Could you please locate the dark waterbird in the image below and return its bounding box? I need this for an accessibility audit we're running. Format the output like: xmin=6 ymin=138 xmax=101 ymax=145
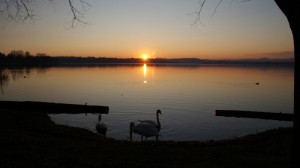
xmin=139 ymin=109 xmax=162 ymax=131
xmin=129 ymin=122 xmax=160 ymax=142
xmin=96 ymin=114 xmax=107 ymax=136
xmin=139 ymin=109 xmax=162 ymax=140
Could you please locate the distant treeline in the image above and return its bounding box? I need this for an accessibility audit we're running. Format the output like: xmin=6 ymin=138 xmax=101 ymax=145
xmin=0 ymin=50 xmax=294 ymax=67
xmin=0 ymin=50 xmax=55 ymax=67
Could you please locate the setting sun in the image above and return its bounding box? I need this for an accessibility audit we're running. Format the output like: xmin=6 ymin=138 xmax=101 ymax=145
xmin=142 ymin=54 xmax=149 ymax=61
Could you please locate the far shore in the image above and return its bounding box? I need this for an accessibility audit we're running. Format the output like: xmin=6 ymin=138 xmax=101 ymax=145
xmin=0 ymin=54 xmax=294 ymax=68
xmin=0 ymin=107 xmax=293 ymax=168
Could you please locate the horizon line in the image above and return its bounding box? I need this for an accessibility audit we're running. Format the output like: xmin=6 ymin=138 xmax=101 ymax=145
xmin=51 ymin=56 xmax=294 ymax=60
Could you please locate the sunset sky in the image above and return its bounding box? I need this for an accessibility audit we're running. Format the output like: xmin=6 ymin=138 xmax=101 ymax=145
xmin=0 ymin=0 xmax=294 ymax=59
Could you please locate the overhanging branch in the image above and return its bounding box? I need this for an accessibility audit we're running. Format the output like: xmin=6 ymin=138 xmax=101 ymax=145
xmin=0 ymin=0 xmax=90 ymax=27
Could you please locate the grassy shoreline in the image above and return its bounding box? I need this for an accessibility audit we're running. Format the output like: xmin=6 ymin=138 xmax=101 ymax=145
xmin=0 ymin=109 xmax=293 ymax=168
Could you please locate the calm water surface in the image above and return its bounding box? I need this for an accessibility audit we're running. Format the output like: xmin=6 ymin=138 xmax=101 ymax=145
xmin=0 ymin=64 xmax=293 ymax=141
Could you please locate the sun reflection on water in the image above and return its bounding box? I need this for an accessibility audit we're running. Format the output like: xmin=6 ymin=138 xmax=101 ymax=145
xmin=143 ymin=64 xmax=147 ymax=77
xmin=143 ymin=64 xmax=147 ymax=84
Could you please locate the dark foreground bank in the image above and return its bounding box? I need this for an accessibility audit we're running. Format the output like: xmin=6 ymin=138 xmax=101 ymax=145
xmin=0 ymin=109 xmax=293 ymax=168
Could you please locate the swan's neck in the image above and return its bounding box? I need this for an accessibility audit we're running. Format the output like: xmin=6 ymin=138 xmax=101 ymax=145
xmin=156 ymin=112 xmax=161 ymax=128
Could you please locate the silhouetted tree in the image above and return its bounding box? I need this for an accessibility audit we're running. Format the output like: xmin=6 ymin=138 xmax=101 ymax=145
xmin=25 ymin=51 xmax=31 ymax=57
xmin=0 ymin=52 xmax=5 ymax=59
xmin=0 ymin=52 xmax=5 ymax=65
xmin=7 ymin=50 xmax=25 ymax=57
xmin=272 ymin=2 xmax=298 ymax=166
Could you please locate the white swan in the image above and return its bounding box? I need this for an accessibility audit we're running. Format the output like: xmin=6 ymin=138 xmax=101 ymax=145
xmin=96 ymin=114 xmax=107 ymax=136
xmin=139 ymin=109 xmax=162 ymax=131
xmin=129 ymin=122 xmax=159 ymax=142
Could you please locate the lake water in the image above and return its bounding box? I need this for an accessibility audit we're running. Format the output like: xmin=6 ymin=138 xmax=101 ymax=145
xmin=0 ymin=64 xmax=293 ymax=141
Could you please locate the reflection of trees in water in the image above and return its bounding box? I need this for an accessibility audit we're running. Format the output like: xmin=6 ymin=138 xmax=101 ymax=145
xmin=9 ymin=68 xmax=31 ymax=81
xmin=1 ymin=68 xmax=33 ymax=94
xmin=0 ymin=67 xmax=48 ymax=94
xmin=0 ymin=69 xmax=9 ymax=94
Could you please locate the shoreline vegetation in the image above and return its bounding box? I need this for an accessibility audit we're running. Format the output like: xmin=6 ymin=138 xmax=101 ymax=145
xmin=0 ymin=50 xmax=294 ymax=68
xmin=0 ymin=105 xmax=293 ymax=167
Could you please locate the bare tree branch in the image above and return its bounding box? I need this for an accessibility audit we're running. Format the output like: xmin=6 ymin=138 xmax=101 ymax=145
xmin=0 ymin=0 xmax=90 ymax=28
xmin=212 ymin=0 xmax=223 ymax=17
xmin=67 ymin=0 xmax=89 ymax=28
xmin=191 ymin=0 xmax=250 ymax=26
xmin=189 ymin=0 xmax=207 ymax=26
xmin=0 ymin=0 xmax=34 ymax=22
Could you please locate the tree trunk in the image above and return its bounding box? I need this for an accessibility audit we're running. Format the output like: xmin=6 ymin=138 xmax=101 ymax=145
xmin=274 ymin=1 xmax=299 ymax=167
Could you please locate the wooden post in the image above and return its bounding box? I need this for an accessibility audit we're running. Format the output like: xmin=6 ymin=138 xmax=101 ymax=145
xmin=215 ymin=110 xmax=293 ymax=121
xmin=0 ymin=101 xmax=109 ymax=114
